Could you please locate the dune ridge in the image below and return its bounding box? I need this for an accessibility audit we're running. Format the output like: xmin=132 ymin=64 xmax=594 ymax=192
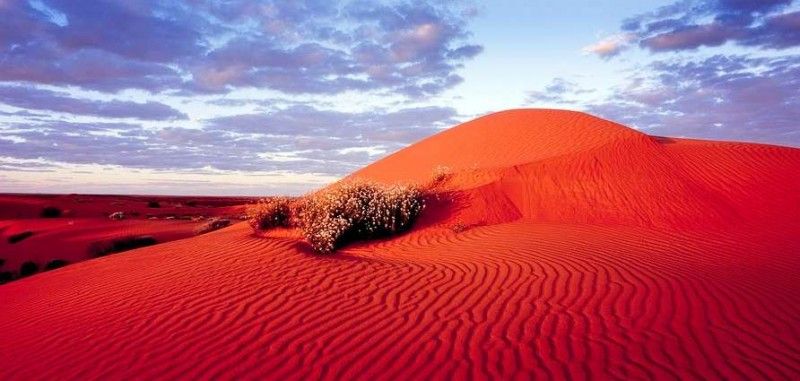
xmin=1 ymin=109 xmax=798 ymax=380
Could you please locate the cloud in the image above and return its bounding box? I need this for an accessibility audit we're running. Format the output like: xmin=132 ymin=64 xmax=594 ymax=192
xmin=205 ymin=104 xmax=458 ymax=147
xmin=641 ymin=22 xmax=739 ymax=51
xmin=0 ymin=1 xmax=482 ymax=97
xmin=587 ymin=54 xmax=800 ymax=146
xmin=582 ymin=33 xmax=636 ymax=58
xmin=588 ymin=0 xmax=798 ymax=57
xmin=0 ymin=105 xmax=459 ymax=175
xmin=527 ymin=78 xmax=595 ymax=104
xmin=0 ymin=86 xmax=186 ymax=120
xmin=0 ymin=0 xmax=480 ymax=191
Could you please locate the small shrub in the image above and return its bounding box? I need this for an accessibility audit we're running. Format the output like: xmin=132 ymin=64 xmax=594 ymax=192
xmin=8 ymin=231 xmax=34 ymax=244
xmin=298 ymin=182 xmax=425 ymax=253
xmin=451 ymin=221 xmax=468 ymax=233
xmin=108 ymin=211 xmax=125 ymax=220
xmin=185 ymin=200 xmax=198 ymax=207
xmin=0 ymin=258 xmax=5 ymax=268
xmin=432 ymin=165 xmax=451 ymax=183
xmin=40 ymin=206 xmax=62 ymax=218
xmin=0 ymin=271 xmax=13 ymax=284
xmin=89 ymin=235 xmax=157 ymax=257
xmin=196 ymin=218 xmax=232 ymax=235
xmin=44 ymin=259 xmax=68 ymax=270
xmin=147 ymin=200 xmax=161 ymax=208
xmin=247 ymin=198 xmax=292 ymax=231
xmin=19 ymin=261 xmax=38 ymax=277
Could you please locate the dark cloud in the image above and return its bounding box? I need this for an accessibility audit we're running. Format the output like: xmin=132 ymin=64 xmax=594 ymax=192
xmin=588 ymin=54 xmax=800 ymax=146
xmin=592 ymin=0 xmax=798 ymax=56
xmin=0 ymin=86 xmax=186 ymax=120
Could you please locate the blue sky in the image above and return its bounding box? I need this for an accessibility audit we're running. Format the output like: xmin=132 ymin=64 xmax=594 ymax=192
xmin=0 ymin=0 xmax=798 ymax=195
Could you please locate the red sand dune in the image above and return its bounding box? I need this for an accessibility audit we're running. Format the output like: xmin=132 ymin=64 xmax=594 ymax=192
xmin=1 ymin=109 xmax=799 ymax=380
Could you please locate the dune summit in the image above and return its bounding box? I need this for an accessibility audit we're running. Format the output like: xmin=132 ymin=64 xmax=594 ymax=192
xmin=1 ymin=109 xmax=799 ymax=379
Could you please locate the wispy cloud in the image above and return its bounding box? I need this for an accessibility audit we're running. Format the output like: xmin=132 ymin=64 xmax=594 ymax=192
xmin=582 ymin=33 xmax=636 ymax=58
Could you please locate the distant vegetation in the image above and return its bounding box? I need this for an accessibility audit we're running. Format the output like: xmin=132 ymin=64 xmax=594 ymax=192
xmin=19 ymin=261 xmax=38 ymax=277
xmin=147 ymin=200 xmax=161 ymax=208
xmin=0 ymin=258 xmax=71 ymax=285
xmin=40 ymin=206 xmax=62 ymax=218
xmin=89 ymin=235 xmax=157 ymax=257
xmin=247 ymin=198 xmax=292 ymax=231
xmin=248 ymin=182 xmax=425 ymax=254
xmin=196 ymin=218 xmax=232 ymax=235
xmin=45 ymin=259 xmax=68 ymax=270
xmin=7 ymin=231 xmax=34 ymax=244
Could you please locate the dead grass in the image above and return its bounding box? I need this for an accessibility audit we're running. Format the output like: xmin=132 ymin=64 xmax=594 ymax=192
xmin=246 ymin=198 xmax=292 ymax=231
xmin=8 ymin=231 xmax=34 ymax=244
xmin=304 ymin=182 xmax=424 ymax=253
xmin=247 ymin=181 xmax=426 ymax=254
xmin=196 ymin=218 xmax=232 ymax=235
xmin=88 ymin=235 xmax=157 ymax=257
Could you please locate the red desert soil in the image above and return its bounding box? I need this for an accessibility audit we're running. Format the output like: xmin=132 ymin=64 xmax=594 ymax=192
xmin=1 ymin=109 xmax=799 ymax=380
xmin=0 ymin=194 xmax=253 ymax=276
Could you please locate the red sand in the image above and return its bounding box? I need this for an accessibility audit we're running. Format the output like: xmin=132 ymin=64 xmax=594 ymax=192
xmin=0 ymin=194 xmax=252 ymax=276
xmin=1 ymin=109 xmax=798 ymax=379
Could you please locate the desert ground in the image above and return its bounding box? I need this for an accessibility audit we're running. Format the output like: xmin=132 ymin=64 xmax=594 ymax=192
xmin=0 ymin=194 xmax=253 ymax=280
xmin=1 ymin=109 xmax=798 ymax=379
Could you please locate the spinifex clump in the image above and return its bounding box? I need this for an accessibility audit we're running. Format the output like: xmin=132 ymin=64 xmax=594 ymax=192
xmin=298 ymin=182 xmax=425 ymax=253
xmin=248 ymin=182 xmax=425 ymax=253
xmin=246 ymin=197 xmax=292 ymax=231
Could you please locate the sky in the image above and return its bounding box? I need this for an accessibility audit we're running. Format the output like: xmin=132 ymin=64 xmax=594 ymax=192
xmin=0 ymin=0 xmax=798 ymax=195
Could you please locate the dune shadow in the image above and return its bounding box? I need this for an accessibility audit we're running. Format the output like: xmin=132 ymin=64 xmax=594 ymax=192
xmin=287 ymin=240 xmax=401 ymax=265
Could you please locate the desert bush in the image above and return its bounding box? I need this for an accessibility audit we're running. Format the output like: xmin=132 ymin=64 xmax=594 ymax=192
xmin=108 ymin=211 xmax=125 ymax=220
xmin=432 ymin=165 xmax=451 ymax=183
xmin=247 ymin=198 xmax=292 ymax=231
xmin=298 ymin=182 xmax=425 ymax=253
xmin=8 ymin=231 xmax=34 ymax=244
xmin=19 ymin=261 xmax=38 ymax=277
xmin=0 ymin=271 xmax=12 ymax=284
xmin=147 ymin=200 xmax=161 ymax=208
xmin=89 ymin=235 xmax=157 ymax=257
xmin=0 ymin=258 xmax=5 ymax=267
xmin=40 ymin=206 xmax=62 ymax=218
xmin=450 ymin=220 xmax=468 ymax=233
xmin=45 ymin=259 xmax=68 ymax=270
xmin=196 ymin=218 xmax=232 ymax=235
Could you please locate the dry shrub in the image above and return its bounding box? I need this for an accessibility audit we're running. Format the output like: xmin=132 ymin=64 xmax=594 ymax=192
xmin=40 ymin=206 xmax=62 ymax=218
xmin=450 ymin=220 xmax=468 ymax=233
xmin=8 ymin=231 xmax=34 ymax=244
xmin=432 ymin=165 xmax=451 ymax=183
xmin=298 ymin=182 xmax=425 ymax=253
xmin=44 ymin=259 xmax=68 ymax=270
xmin=19 ymin=261 xmax=38 ymax=277
xmin=247 ymin=198 xmax=292 ymax=231
xmin=196 ymin=218 xmax=232 ymax=235
xmin=108 ymin=211 xmax=125 ymax=220
xmin=89 ymin=235 xmax=157 ymax=257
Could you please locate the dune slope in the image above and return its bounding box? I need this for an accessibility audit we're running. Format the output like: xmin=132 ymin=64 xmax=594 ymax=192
xmin=1 ymin=109 xmax=799 ymax=380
